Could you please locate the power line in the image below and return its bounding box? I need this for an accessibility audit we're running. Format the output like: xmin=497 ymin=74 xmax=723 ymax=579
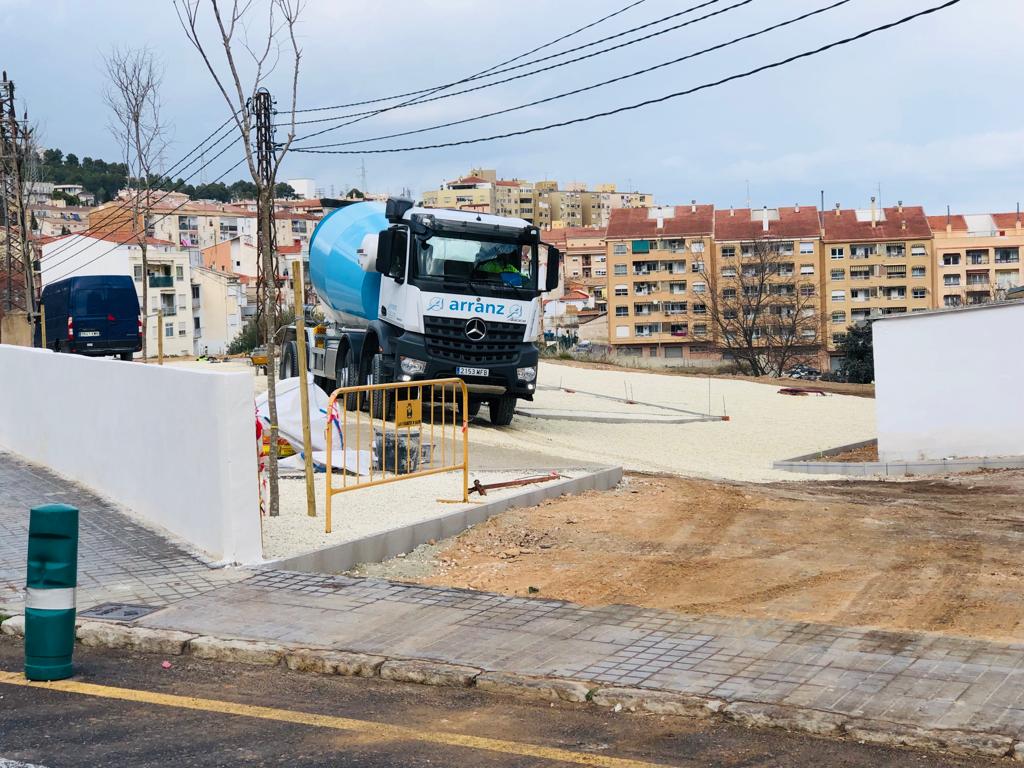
xmin=292 ymin=0 xmax=750 ymax=143
xmin=292 ymin=0 xmax=653 ymax=115
xmin=298 ymin=0 xmax=853 ymax=151
xmin=291 ymin=0 xmax=963 ymax=156
xmin=43 ymin=155 xmax=248 ymax=285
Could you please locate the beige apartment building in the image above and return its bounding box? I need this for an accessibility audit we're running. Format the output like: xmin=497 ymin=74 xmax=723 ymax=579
xmin=560 ymin=227 xmax=608 ymax=313
xmin=928 ymin=212 xmax=1023 ymax=307
xmin=712 ymin=206 xmax=826 ymax=364
xmin=604 ymin=204 xmax=716 ymax=360
xmin=821 ymin=201 xmax=933 ymax=366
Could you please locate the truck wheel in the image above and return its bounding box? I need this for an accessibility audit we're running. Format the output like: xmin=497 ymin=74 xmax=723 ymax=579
xmin=488 ymin=394 xmax=516 ymax=426
xmin=370 ymin=354 xmax=394 ymax=421
xmin=336 ymin=347 xmax=359 ymax=411
xmin=279 ymin=340 xmax=297 ymax=379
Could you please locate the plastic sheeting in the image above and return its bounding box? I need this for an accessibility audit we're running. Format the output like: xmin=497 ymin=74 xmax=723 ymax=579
xmin=256 ymin=377 xmax=370 ymax=475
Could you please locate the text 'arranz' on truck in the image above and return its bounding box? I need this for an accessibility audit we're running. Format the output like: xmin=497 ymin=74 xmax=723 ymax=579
xmin=280 ymin=198 xmax=562 ymax=426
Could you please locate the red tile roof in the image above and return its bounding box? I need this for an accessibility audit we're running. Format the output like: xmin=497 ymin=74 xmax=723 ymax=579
xmin=561 ymin=226 xmax=606 ymax=240
xmin=927 ymin=214 xmax=967 ymax=232
xmin=992 ymin=212 xmax=1024 ymax=231
xmin=449 ymin=175 xmax=489 ymax=185
xmin=822 ymin=206 xmax=931 ymax=242
xmin=714 ymin=206 xmax=821 ymax=241
xmin=606 ymin=205 xmax=713 ymax=239
xmin=494 ymin=179 xmax=523 ymax=187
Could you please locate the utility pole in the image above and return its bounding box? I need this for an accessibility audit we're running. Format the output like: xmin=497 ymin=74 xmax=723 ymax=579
xmin=0 ymin=71 xmax=35 ymax=329
xmin=358 ymin=159 xmax=367 ymax=197
xmin=254 ymin=89 xmax=280 ymax=345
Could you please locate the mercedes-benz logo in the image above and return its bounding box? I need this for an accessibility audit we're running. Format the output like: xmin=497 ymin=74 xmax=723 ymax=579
xmin=465 ymin=317 xmax=487 ymax=341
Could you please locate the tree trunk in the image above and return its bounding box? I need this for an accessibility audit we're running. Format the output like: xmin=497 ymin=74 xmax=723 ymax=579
xmin=260 ymin=186 xmax=280 ymax=516
xmin=141 ymin=242 xmax=148 ymax=361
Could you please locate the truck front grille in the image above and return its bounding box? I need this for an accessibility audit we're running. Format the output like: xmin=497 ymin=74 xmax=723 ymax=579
xmin=423 ymin=315 xmax=525 ymax=365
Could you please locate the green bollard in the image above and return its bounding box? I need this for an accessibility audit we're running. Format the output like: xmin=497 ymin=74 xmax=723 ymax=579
xmin=24 ymin=504 xmax=79 ymax=681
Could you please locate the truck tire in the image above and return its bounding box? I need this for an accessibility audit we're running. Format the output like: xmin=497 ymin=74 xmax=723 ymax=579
xmin=336 ymin=347 xmax=359 ymax=411
xmin=370 ymin=354 xmax=394 ymax=421
xmin=488 ymin=394 xmax=516 ymax=426
xmin=279 ymin=340 xmax=298 ymax=379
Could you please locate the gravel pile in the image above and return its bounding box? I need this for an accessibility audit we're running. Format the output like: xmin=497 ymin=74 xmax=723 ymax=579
xmin=472 ymin=362 xmax=875 ymax=483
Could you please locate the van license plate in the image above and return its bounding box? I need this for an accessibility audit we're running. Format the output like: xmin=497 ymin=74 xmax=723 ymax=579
xmin=79 ymin=331 xmax=100 ymax=337
xmin=456 ymin=366 xmax=489 ymax=377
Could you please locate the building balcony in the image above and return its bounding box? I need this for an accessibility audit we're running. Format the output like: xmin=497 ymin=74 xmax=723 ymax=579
xmin=159 ymin=306 xmax=177 ymax=317
xmin=149 ymin=275 xmax=174 ymax=288
xmin=194 ymin=327 xmax=202 ymax=338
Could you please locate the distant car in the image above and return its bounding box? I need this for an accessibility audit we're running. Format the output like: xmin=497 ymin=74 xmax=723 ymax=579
xmin=37 ymin=275 xmax=142 ymax=360
xmin=784 ymin=364 xmax=822 ymax=380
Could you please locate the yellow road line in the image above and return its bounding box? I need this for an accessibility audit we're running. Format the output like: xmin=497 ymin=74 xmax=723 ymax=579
xmin=0 ymin=671 xmax=674 ymax=768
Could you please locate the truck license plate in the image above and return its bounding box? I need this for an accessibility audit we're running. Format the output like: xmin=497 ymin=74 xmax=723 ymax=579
xmin=456 ymin=366 xmax=489 ymax=378
xmin=79 ymin=331 xmax=100 ymax=337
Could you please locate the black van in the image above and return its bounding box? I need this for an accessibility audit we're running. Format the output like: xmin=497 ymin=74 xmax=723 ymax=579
xmin=38 ymin=275 xmax=142 ymax=360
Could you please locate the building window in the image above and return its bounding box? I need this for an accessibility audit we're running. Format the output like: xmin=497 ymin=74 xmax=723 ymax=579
xmin=690 ymin=241 xmax=704 ymax=253
xmin=164 ymin=323 xmax=174 ymax=338
xmin=615 ymin=306 xmax=628 ymax=317
xmin=912 ymin=287 xmax=926 ymax=299
xmin=693 ymin=282 xmax=706 ymax=294
xmin=631 ymin=240 xmax=650 ymax=254
xmin=886 ymin=243 xmax=905 ymax=258
xmin=830 ymin=311 xmax=845 ymax=323
xmin=944 ymin=275 xmax=960 ymax=286
xmin=615 ymin=326 xmax=630 ymax=338
xmin=692 ymin=323 xmax=707 ymax=335
xmin=722 ymin=288 xmax=737 ymax=300
xmin=967 ymin=249 xmax=988 ymax=265
xmin=912 ymin=266 xmax=926 ymax=277
xmin=193 ymin=316 xmax=201 ymax=331
xmin=800 ymin=241 xmax=815 ymax=254
xmin=595 ymin=269 xmax=606 ymax=277
xmin=911 ymin=244 xmax=927 ymax=257
xmin=134 ymin=265 xmax=143 ymax=281
xmin=942 ymin=253 xmax=961 ymax=266
xmin=832 ymin=332 xmax=846 ymax=344
xmin=721 ymin=246 xmax=736 ymax=258
xmin=800 ymin=285 xmax=815 ymax=297
xmin=692 ymin=303 xmax=707 ymax=315
xmin=830 ymin=247 xmax=844 ymax=260
xmin=613 ymin=243 xmax=628 ymax=255
xmin=995 ymin=247 xmax=1020 ymax=263
xmin=613 ymin=264 xmax=627 ymax=276
xmin=178 ymin=322 xmax=187 ymax=337
xmin=830 ymin=290 xmax=846 ymax=302
xmin=614 ymin=285 xmax=628 ymax=297
xmin=944 ymin=295 xmax=961 ymax=307
xmin=721 ymin=267 xmax=736 ymax=278
xmin=800 ymin=264 xmax=814 ymax=275
xmin=175 ymin=266 xmax=184 ymax=281
xmin=830 ymin=268 xmax=845 ymax=280
xmin=177 ymin=293 xmax=186 ymax=310
xmin=691 ymin=261 xmax=705 ymax=273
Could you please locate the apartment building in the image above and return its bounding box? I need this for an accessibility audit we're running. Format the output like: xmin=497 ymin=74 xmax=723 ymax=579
xmin=29 ymin=203 xmax=91 ymax=237
xmin=605 ymin=204 xmax=716 ymax=360
xmin=191 ymin=265 xmax=247 ymax=355
xmin=422 ymin=168 xmax=653 ymax=228
xmin=712 ymin=205 xmax=826 ymax=364
xmin=559 ymin=227 xmax=608 ymax=313
xmin=822 ymin=201 xmax=933 ymax=368
xmin=928 ymin=211 xmax=1023 ymax=307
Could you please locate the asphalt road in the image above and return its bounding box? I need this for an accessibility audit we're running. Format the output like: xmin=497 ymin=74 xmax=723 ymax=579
xmin=0 ymin=638 xmax=1001 ymax=768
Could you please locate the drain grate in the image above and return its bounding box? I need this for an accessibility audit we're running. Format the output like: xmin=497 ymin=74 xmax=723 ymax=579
xmin=79 ymin=602 xmax=161 ymax=622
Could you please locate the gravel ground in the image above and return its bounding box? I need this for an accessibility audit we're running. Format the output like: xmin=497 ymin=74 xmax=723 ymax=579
xmin=471 ymin=361 xmax=875 ymax=483
xmin=262 ymin=470 xmax=550 ymax=560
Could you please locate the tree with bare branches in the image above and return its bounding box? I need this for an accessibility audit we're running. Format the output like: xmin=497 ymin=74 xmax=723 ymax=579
xmin=701 ymin=235 xmax=821 ymax=376
xmin=175 ymin=0 xmax=303 ymax=517
xmin=104 ymin=46 xmax=168 ymax=361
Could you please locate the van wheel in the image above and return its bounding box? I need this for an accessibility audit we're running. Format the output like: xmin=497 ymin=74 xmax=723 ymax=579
xmin=279 ymin=341 xmax=297 ymax=379
xmin=370 ymin=354 xmax=394 ymax=421
xmin=119 ymin=351 xmax=134 ymax=362
xmin=488 ymin=394 xmax=516 ymax=426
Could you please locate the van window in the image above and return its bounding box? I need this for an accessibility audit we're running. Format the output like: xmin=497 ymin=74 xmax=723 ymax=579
xmin=73 ymin=285 xmax=138 ymax=316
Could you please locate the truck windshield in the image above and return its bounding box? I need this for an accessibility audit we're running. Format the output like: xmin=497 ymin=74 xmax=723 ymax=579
xmin=414 ymin=235 xmax=536 ymax=290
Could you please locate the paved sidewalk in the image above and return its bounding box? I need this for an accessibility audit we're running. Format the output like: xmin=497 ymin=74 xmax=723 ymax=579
xmin=0 ymin=451 xmax=243 ymax=613
xmin=139 ymin=569 xmax=1024 ymax=746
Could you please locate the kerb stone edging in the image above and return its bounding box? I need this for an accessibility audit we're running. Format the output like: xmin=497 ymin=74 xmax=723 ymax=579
xmin=264 ymin=465 xmax=624 ymax=574
xmin=2 ymin=614 xmax=1022 ymax=761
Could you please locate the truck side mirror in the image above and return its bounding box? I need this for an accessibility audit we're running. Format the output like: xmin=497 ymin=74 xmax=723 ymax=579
xmin=375 ymin=227 xmax=408 ymax=283
xmin=545 ymin=246 xmax=561 ymax=292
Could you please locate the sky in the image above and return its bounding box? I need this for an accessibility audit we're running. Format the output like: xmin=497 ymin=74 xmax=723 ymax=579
xmin=3 ymin=0 xmax=1022 ymax=214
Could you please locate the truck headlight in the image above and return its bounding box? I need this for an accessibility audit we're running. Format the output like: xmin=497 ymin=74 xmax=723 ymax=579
xmin=400 ymin=356 xmax=427 ymax=375
xmin=517 ymin=366 xmax=537 ymax=382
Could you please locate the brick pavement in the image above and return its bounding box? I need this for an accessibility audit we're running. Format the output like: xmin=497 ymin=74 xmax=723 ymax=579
xmin=0 ymin=451 xmax=242 ymax=613
xmin=141 ymin=570 xmax=1024 ymax=741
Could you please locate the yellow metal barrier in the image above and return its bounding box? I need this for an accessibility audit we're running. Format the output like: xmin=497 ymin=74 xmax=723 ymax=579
xmin=324 ymin=377 xmax=470 ymax=533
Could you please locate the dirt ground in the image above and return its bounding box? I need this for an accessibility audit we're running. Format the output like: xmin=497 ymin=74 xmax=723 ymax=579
xmin=397 ymin=470 xmax=1024 ymax=642
xmin=549 ymin=358 xmax=875 ymax=398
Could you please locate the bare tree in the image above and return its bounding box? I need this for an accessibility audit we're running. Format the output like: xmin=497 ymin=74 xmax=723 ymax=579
xmin=701 ymin=235 xmax=821 ymax=376
xmin=104 ymin=46 xmax=168 ymax=361
xmin=175 ymin=0 xmax=303 ymax=517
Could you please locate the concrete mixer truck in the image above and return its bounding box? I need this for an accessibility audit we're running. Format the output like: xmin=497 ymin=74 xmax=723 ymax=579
xmin=279 ymin=198 xmax=561 ymax=426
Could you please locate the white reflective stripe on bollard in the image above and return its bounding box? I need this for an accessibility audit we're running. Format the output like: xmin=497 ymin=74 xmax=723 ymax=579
xmin=24 ymin=587 xmax=76 ymax=611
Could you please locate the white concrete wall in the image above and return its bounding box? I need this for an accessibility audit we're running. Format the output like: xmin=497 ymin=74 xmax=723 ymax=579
xmin=0 ymin=345 xmax=261 ymax=563
xmin=874 ymin=302 xmax=1024 ymax=462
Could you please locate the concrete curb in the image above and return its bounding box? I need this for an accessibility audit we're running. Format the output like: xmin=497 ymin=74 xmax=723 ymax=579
xmin=2 ymin=614 xmax=1021 ymax=760
xmin=263 ymin=465 xmax=624 ymax=574
xmin=775 ymin=441 xmax=1024 ymax=478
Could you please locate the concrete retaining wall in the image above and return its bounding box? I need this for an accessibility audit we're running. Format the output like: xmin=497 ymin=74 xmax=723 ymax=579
xmin=267 ymin=466 xmax=623 ymax=574
xmin=775 ymin=440 xmax=1024 ymax=477
xmin=0 ymin=345 xmax=261 ymax=563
